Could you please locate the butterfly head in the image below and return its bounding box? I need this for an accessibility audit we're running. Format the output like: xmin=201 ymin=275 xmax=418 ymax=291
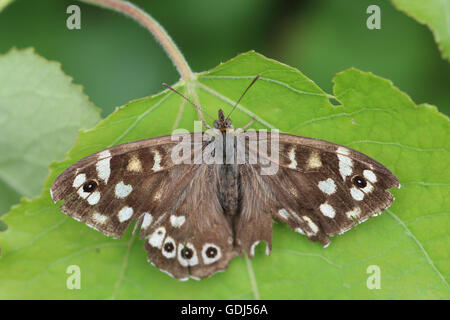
xmin=213 ymin=109 xmax=233 ymax=130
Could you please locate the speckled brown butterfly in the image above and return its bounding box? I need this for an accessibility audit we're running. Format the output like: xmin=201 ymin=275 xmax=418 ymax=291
xmin=51 ymin=75 xmax=399 ymax=281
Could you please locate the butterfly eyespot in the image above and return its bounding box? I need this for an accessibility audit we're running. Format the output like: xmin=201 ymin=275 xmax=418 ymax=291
xmin=83 ymin=180 xmax=98 ymax=193
xmin=206 ymin=247 xmax=218 ymax=258
xmin=352 ymin=176 xmax=367 ymax=188
xmin=181 ymin=247 xmax=193 ymax=259
xmin=164 ymin=242 xmax=174 ymax=253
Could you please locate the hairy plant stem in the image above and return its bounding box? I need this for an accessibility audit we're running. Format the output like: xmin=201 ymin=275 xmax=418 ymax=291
xmin=79 ymin=0 xmax=194 ymax=81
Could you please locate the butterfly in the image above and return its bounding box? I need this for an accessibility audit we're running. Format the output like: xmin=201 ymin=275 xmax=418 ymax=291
xmin=50 ymin=76 xmax=400 ymax=281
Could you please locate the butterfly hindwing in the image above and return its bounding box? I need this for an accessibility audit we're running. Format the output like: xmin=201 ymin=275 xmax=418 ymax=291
xmin=141 ymin=165 xmax=237 ymax=280
xmin=234 ymin=163 xmax=276 ymax=257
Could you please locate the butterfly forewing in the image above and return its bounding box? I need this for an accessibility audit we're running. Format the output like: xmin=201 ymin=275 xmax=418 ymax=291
xmin=254 ymin=133 xmax=399 ymax=246
xmin=50 ymin=136 xmax=188 ymax=238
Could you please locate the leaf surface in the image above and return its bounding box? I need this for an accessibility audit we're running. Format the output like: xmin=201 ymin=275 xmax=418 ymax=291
xmin=0 ymin=0 xmax=14 ymax=12
xmin=0 ymin=48 xmax=101 ymax=228
xmin=392 ymin=0 xmax=450 ymax=61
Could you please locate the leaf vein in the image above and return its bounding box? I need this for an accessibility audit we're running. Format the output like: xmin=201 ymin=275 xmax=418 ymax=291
xmin=109 ymin=92 xmax=172 ymax=147
xmin=201 ymin=75 xmax=334 ymax=98
xmin=195 ymin=81 xmax=276 ymax=129
xmin=244 ymin=254 xmax=260 ymax=300
xmin=346 ymin=140 xmax=449 ymax=153
xmin=387 ymin=209 xmax=449 ymax=289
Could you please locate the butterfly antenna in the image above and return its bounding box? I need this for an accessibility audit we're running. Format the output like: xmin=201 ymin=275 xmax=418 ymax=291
xmin=226 ymin=74 xmax=261 ymax=120
xmin=162 ymin=83 xmax=214 ymax=128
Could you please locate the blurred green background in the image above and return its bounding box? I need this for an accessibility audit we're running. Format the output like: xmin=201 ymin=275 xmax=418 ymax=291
xmin=0 ymin=0 xmax=448 ymax=118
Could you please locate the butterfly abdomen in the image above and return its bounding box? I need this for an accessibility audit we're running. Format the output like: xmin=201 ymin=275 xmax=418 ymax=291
xmin=217 ymin=164 xmax=240 ymax=216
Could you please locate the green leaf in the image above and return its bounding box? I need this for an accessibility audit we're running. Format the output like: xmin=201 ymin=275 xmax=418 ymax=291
xmin=392 ymin=0 xmax=450 ymax=61
xmin=0 ymin=51 xmax=448 ymax=299
xmin=0 ymin=48 xmax=101 ymax=226
xmin=0 ymin=0 xmax=14 ymax=12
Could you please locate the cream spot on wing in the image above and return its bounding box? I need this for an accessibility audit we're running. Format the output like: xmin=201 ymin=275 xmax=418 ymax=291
xmin=350 ymin=187 xmax=365 ymax=201
xmin=148 ymin=226 xmax=166 ymax=249
xmin=295 ymin=227 xmax=305 ymax=235
xmin=319 ymin=202 xmax=336 ymax=218
xmin=346 ymin=207 xmax=361 ymax=220
xmin=117 ymin=206 xmax=133 ymax=222
xmin=96 ymin=157 xmax=111 ymax=184
xmin=152 ymin=150 xmax=162 ymax=172
xmin=92 ymin=212 xmax=108 ymax=224
xmin=361 ymin=182 xmax=374 ymax=194
xmin=98 ymin=150 xmax=111 ymax=159
xmin=114 ymin=181 xmax=133 ymax=198
xmin=278 ymin=209 xmax=290 ymax=220
xmin=87 ymin=191 xmax=101 ymax=205
xmin=288 ymin=147 xmax=297 ymax=169
xmin=289 ymin=186 xmax=298 ymax=197
xmin=73 ymin=174 xmax=86 ymax=188
xmin=338 ymin=154 xmax=353 ymax=180
xmin=307 ymin=151 xmax=322 ymax=169
xmin=153 ymin=189 xmax=162 ymax=201
xmin=177 ymin=243 xmax=199 ymax=267
xmin=77 ymin=188 xmax=90 ymax=199
xmin=363 ymin=170 xmax=377 ymax=183
xmin=337 ymin=147 xmax=350 ymax=155
xmin=202 ymin=243 xmax=222 ymax=265
xmin=127 ymin=155 xmax=142 ymax=172
xmin=162 ymin=236 xmax=176 ymax=259
xmin=250 ymin=241 xmax=260 ymax=257
xmin=318 ymin=178 xmax=336 ymax=195
xmin=302 ymin=216 xmax=319 ymax=235
xmin=170 ymin=215 xmax=185 ymax=228
xmin=141 ymin=212 xmax=153 ymax=229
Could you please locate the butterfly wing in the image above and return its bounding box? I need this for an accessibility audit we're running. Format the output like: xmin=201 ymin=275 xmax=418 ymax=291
xmin=51 ymin=128 xmax=400 ymax=278
xmin=141 ymin=164 xmax=237 ymax=280
xmin=51 ymin=134 xmax=237 ymax=280
xmin=233 ymin=163 xmax=276 ymax=257
xmin=235 ymin=132 xmax=400 ymax=251
xmin=51 ymin=136 xmax=187 ymax=238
